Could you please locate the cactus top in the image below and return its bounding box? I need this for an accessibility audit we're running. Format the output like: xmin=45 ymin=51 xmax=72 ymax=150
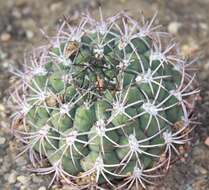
xmin=11 ymin=11 xmax=198 ymax=189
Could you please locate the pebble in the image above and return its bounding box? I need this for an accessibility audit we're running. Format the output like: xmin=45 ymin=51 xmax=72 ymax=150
xmin=168 ymin=22 xmax=182 ymax=34
xmin=0 ymin=50 xmax=8 ymax=60
xmin=22 ymin=6 xmax=32 ymax=17
xmin=50 ymin=2 xmax=62 ymax=12
xmin=120 ymin=0 xmax=127 ymax=3
xmin=60 ymin=185 xmax=80 ymax=190
xmin=12 ymin=8 xmax=22 ymax=19
xmin=0 ymin=137 xmax=6 ymax=145
xmin=20 ymin=186 xmax=27 ymax=190
xmin=194 ymin=165 xmax=208 ymax=175
xmin=15 ymin=0 xmax=27 ymax=6
xmin=38 ymin=186 xmax=47 ymax=190
xmin=17 ymin=175 xmax=31 ymax=185
xmin=8 ymin=171 xmax=18 ymax=184
xmin=26 ymin=30 xmax=34 ymax=39
xmin=203 ymin=61 xmax=209 ymax=70
xmin=0 ymin=32 xmax=11 ymax=42
xmin=0 ymin=103 xmax=5 ymax=112
xmin=199 ymin=22 xmax=208 ymax=30
xmin=4 ymin=173 xmax=10 ymax=181
xmin=32 ymin=174 xmax=44 ymax=183
xmin=0 ymin=155 xmax=12 ymax=174
xmin=204 ymin=137 xmax=209 ymax=147
xmin=21 ymin=19 xmax=36 ymax=31
xmin=198 ymin=166 xmax=208 ymax=175
xmin=181 ymin=42 xmax=199 ymax=57
xmin=192 ymin=144 xmax=209 ymax=166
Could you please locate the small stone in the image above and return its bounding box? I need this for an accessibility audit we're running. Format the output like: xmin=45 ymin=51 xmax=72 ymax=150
xmin=61 ymin=185 xmax=80 ymax=190
xmin=1 ymin=155 xmax=12 ymax=173
xmin=22 ymin=6 xmax=32 ymax=16
xmin=130 ymin=185 xmax=144 ymax=190
xmin=12 ymin=8 xmax=22 ymax=19
xmin=38 ymin=186 xmax=46 ymax=190
xmin=50 ymin=2 xmax=62 ymax=12
xmin=8 ymin=171 xmax=18 ymax=184
xmin=0 ymin=104 xmax=5 ymax=112
xmin=168 ymin=22 xmax=182 ymax=34
xmin=181 ymin=42 xmax=199 ymax=57
xmin=26 ymin=30 xmax=34 ymax=39
xmin=120 ymin=0 xmax=127 ymax=3
xmin=21 ymin=19 xmax=36 ymax=31
xmin=4 ymin=173 xmax=10 ymax=181
xmin=32 ymin=174 xmax=44 ymax=183
xmin=0 ymin=32 xmax=11 ymax=42
xmin=15 ymin=0 xmax=27 ymax=6
xmin=0 ymin=50 xmax=8 ymax=60
xmin=203 ymin=61 xmax=209 ymax=70
xmin=199 ymin=22 xmax=208 ymax=30
xmin=20 ymin=186 xmax=27 ymax=190
xmin=192 ymin=144 xmax=209 ymax=166
xmin=199 ymin=166 xmax=208 ymax=175
xmin=0 ymin=137 xmax=6 ymax=144
xmin=204 ymin=137 xmax=209 ymax=147
xmin=17 ymin=175 xmax=31 ymax=185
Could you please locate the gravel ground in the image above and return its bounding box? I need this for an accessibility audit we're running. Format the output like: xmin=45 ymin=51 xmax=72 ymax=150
xmin=0 ymin=0 xmax=209 ymax=189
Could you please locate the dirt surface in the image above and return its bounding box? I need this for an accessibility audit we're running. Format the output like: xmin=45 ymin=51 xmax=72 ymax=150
xmin=0 ymin=0 xmax=209 ymax=189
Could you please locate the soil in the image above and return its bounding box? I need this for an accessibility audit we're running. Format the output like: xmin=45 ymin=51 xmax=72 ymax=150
xmin=0 ymin=0 xmax=209 ymax=190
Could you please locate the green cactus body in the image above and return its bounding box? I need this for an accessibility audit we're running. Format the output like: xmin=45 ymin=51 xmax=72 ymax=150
xmin=11 ymin=11 xmax=198 ymax=189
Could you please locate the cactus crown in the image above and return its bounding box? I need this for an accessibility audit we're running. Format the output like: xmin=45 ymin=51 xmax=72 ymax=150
xmin=11 ymin=11 xmax=198 ymax=189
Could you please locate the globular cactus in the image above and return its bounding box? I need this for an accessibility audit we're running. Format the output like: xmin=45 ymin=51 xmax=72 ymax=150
xmin=10 ymin=11 xmax=198 ymax=189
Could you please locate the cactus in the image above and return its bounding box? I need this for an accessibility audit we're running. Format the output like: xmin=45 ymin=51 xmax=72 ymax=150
xmin=10 ymin=11 xmax=198 ymax=189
